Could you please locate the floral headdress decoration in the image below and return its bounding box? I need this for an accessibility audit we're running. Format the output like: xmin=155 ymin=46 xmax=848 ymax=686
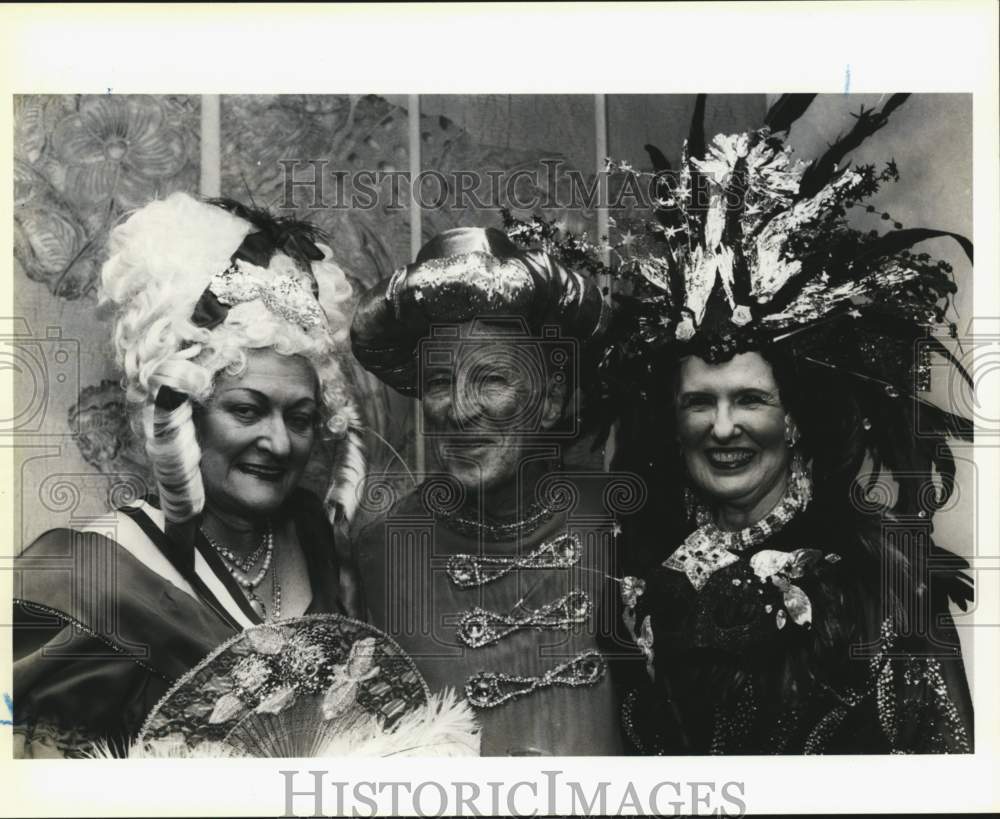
xmin=190 ymin=199 xmax=331 ymax=333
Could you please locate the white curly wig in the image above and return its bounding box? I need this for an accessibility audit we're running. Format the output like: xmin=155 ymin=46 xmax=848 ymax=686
xmin=100 ymin=192 xmax=365 ymax=523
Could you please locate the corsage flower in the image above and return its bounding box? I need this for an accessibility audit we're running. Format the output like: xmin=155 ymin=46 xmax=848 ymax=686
xmin=749 ymin=548 xmax=833 ymax=629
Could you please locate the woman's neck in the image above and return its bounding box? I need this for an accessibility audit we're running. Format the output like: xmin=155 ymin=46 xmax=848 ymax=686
xmin=201 ymin=505 xmax=270 ymax=554
xmin=715 ymin=471 xmax=790 ymax=531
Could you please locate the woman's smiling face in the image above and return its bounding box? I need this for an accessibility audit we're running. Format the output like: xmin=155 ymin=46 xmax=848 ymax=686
xmin=196 ymin=349 xmax=319 ymax=521
xmin=675 ymin=352 xmax=793 ymax=517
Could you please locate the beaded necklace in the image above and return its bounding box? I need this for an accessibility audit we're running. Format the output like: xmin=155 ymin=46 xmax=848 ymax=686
xmin=433 ymin=497 xmax=557 ymax=542
xmin=205 ymin=530 xmax=269 ymax=573
xmin=201 ymin=524 xmax=282 ymax=620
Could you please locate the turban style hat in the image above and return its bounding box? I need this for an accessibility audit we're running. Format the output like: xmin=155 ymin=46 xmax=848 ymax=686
xmin=350 ymin=227 xmax=608 ymax=395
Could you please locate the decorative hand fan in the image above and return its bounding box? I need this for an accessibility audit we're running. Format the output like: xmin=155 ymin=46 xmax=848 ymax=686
xmin=117 ymin=614 xmax=480 ymax=758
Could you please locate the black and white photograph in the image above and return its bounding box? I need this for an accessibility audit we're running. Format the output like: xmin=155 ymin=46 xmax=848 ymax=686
xmin=3 ymin=2 xmax=998 ymax=817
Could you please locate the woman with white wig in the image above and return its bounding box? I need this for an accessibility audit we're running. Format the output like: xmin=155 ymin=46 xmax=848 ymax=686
xmin=13 ymin=193 xmax=367 ymax=757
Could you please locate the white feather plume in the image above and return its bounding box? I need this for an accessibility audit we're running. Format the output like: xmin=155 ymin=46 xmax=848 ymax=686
xmin=86 ymin=688 xmax=480 ymax=759
xmin=325 ymin=400 xmax=366 ymax=524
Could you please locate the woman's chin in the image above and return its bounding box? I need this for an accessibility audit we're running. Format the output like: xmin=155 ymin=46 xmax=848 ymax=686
xmin=217 ymin=484 xmax=292 ymax=520
xmin=691 ymin=472 xmax=761 ymax=504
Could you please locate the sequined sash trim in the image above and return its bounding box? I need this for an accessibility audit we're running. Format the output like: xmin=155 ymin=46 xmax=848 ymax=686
xmin=14 ymin=599 xmax=171 ymax=683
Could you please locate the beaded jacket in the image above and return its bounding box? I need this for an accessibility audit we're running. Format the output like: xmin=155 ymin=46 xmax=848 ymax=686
xmin=353 ymin=470 xmax=639 ymax=756
xmin=619 ymin=504 xmax=973 ymax=755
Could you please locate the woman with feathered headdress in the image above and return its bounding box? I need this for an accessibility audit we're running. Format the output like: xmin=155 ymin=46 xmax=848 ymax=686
xmin=507 ymin=94 xmax=974 ymax=754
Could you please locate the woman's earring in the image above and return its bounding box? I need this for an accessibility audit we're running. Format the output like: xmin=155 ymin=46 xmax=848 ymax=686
xmin=788 ymin=450 xmax=814 ymax=505
xmin=683 ymin=486 xmax=697 ymax=519
xmin=682 ymin=486 xmax=711 ymax=526
xmin=784 ymin=416 xmax=799 ymax=448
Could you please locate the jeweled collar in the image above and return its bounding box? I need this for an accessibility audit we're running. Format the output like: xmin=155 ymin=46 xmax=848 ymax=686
xmin=665 ymin=453 xmax=813 ymax=590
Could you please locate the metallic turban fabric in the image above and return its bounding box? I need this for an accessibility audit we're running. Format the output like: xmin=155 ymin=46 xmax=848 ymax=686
xmin=350 ymin=227 xmax=608 ymax=395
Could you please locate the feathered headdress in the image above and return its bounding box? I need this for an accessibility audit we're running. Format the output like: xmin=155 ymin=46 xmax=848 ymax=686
xmin=504 ymin=94 xmax=973 ymax=521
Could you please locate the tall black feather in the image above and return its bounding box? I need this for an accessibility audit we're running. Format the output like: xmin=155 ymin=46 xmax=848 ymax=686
xmin=798 ymin=94 xmax=911 ymax=198
xmin=856 ymin=228 xmax=973 ymax=266
xmin=644 ymin=144 xmax=677 ymax=226
xmin=879 ymin=93 xmax=910 ymax=120
xmin=208 ymin=197 xmax=327 ymax=266
xmin=644 ymin=144 xmax=671 ymax=173
xmin=724 ymin=158 xmax=752 ymax=304
xmin=688 ymin=95 xmax=708 ymax=161
xmin=763 ymin=94 xmax=817 ymax=133
xmin=686 ymin=95 xmax=709 ymax=246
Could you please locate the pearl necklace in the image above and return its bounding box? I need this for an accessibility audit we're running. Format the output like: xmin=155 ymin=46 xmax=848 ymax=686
xmin=204 ymin=530 xmax=269 ymax=573
xmin=201 ymin=524 xmax=282 ymax=620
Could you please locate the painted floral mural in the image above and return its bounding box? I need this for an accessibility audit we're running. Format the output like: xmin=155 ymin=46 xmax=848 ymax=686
xmin=14 ymin=93 xmax=605 ymax=535
xmin=220 ymin=94 xmax=593 ymax=287
xmin=14 ymin=95 xmax=199 ymax=536
xmin=14 ymin=94 xmax=199 ymax=300
xmin=51 ymin=96 xmax=190 ymax=208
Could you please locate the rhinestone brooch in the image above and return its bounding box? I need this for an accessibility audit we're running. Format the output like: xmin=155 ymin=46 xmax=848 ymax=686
xmin=446 ymin=533 xmax=582 ymax=589
xmin=457 ymin=590 xmax=592 ymax=649
xmin=464 ymin=650 xmax=606 ymax=709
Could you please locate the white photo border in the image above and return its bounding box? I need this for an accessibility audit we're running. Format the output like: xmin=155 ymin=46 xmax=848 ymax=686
xmin=2 ymin=2 xmax=998 ymax=816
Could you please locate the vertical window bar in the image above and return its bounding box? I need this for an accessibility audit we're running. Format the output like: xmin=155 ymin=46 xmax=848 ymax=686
xmin=200 ymin=94 xmax=221 ymax=198
xmin=408 ymin=94 xmax=425 ymax=477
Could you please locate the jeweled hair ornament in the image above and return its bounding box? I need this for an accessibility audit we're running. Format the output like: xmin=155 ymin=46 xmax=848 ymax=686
xmin=189 ymin=198 xmax=333 ymax=334
xmin=350 ymin=226 xmax=609 ymax=396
